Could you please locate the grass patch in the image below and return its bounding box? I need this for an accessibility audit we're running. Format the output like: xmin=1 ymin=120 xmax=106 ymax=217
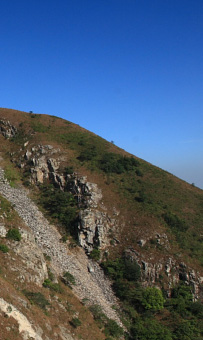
xmin=31 ymin=121 xmax=49 ymax=133
xmin=4 ymin=164 xmax=21 ymax=187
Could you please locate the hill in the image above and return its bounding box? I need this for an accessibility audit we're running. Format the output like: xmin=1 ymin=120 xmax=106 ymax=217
xmin=0 ymin=107 xmax=202 ymax=340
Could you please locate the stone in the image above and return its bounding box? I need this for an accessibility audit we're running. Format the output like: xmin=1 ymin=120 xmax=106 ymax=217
xmin=24 ymin=150 xmax=32 ymax=160
xmin=0 ymin=120 xmax=17 ymax=138
xmin=138 ymin=239 xmax=146 ymax=247
xmin=0 ymin=224 xmax=7 ymax=237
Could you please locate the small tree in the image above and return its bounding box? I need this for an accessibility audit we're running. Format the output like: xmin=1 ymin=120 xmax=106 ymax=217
xmin=142 ymin=287 xmax=165 ymax=311
xmin=6 ymin=228 xmax=21 ymax=241
xmin=89 ymin=248 xmax=100 ymax=261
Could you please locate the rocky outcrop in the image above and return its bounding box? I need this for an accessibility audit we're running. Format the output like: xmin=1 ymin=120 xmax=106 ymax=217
xmin=78 ymin=209 xmax=117 ymax=253
xmin=124 ymin=248 xmax=203 ymax=300
xmin=0 ymin=119 xmax=17 ymax=138
xmin=12 ymin=144 xmax=118 ymax=253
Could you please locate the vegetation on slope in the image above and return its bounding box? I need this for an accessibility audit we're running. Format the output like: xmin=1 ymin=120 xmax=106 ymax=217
xmin=101 ymin=257 xmax=203 ymax=339
xmin=0 ymin=108 xmax=203 ymax=340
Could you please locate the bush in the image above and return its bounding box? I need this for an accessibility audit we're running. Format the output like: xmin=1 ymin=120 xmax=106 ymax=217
xmin=78 ymin=145 xmax=97 ymax=161
xmin=131 ymin=318 xmax=172 ymax=340
xmin=188 ymin=301 xmax=203 ymax=317
xmin=0 ymin=244 xmax=9 ymax=253
xmin=70 ymin=317 xmax=82 ymax=328
xmin=102 ymin=257 xmax=140 ymax=282
xmin=104 ymin=319 xmax=123 ymax=338
xmin=39 ymin=184 xmax=77 ymax=235
xmin=43 ymin=279 xmax=63 ymax=293
xmin=61 ymin=271 xmax=76 ymax=287
xmin=23 ymin=291 xmax=50 ymax=310
xmin=89 ymin=248 xmax=100 ymax=261
xmin=136 ymin=168 xmax=143 ymax=177
xmin=163 ymin=212 xmax=188 ymax=232
xmin=64 ymin=166 xmax=74 ymax=175
xmin=102 ymin=258 xmax=124 ymax=280
xmin=99 ymin=153 xmax=139 ymax=174
xmin=173 ymin=320 xmax=200 ymax=340
xmin=6 ymin=228 xmax=21 ymax=241
xmin=123 ymin=258 xmax=141 ymax=281
xmin=141 ymin=287 xmax=165 ymax=311
xmin=89 ymin=304 xmax=108 ymax=327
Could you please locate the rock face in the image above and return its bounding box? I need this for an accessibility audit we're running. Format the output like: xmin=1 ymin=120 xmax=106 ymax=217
xmin=13 ymin=144 xmax=117 ymax=253
xmin=0 ymin=119 xmax=17 ymax=138
xmin=124 ymin=248 xmax=203 ymax=300
xmin=78 ymin=209 xmax=116 ymax=253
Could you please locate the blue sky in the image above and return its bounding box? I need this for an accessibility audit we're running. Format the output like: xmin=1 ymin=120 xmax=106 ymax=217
xmin=0 ymin=0 xmax=202 ymax=188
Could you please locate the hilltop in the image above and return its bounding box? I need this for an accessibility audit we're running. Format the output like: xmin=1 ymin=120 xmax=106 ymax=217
xmin=0 ymin=108 xmax=202 ymax=340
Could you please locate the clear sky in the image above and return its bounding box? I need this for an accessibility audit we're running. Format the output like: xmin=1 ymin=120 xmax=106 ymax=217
xmin=0 ymin=0 xmax=202 ymax=188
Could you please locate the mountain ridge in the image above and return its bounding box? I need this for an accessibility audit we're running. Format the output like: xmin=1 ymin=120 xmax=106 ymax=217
xmin=0 ymin=107 xmax=202 ymax=340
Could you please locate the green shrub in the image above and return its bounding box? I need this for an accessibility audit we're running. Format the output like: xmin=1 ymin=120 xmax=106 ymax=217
xmin=141 ymin=287 xmax=165 ymax=311
xmin=163 ymin=212 xmax=188 ymax=232
xmin=123 ymin=258 xmax=141 ymax=281
xmin=43 ymin=253 xmax=51 ymax=261
xmin=173 ymin=320 xmax=200 ymax=340
xmin=64 ymin=166 xmax=74 ymax=175
xmin=78 ymin=146 xmax=97 ymax=161
xmin=131 ymin=318 xmax=172 ymax=340
xmin=104 ymin=319 xmax=123 ymax=338
xmin=70 ymin=317 xmax=82 ymax=328
xmin=43 ymin=279 xmax=63 ymax=293
xmin=102 ymin=257 xmax=140 ymax=282
xmin=10 ymin=128 xmax=28 ymax=145
xmin=61 ymin=271 xmax=76 ymax=287
xmin=136 ymin=189 xmax=148 ymax=203
xmin=99 ymin=153 xmax=139 ymax=174
xmin=47 ymin=268 xmax=54 ymax=281
xmin=102 ymin=258 xmax=124 ymax=280
xmin=39 ymin=183 xmax=77 ymax=235
xmin=61 ymin=235 xmax=68 ymax=243
xmin=23 ymin=291 xmax=50 ymax=310
xmin=188 ymin=301 xmax=203 ymax=317
xmin=0 ymin=244 xmax=9 ymax=253
xmin=89 ymin=304 xmax=108 ymax=327
xmin=89 ymin=248 xmax=100 ymax=261
xmin=6 ymin=228 xmax=21 ymax=241
xmin=136 ymin=168 xmax=143 ymax=177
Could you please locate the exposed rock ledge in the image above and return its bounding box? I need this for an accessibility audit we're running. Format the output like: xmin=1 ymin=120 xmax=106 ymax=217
xmin=13 ymin=144 xmax=119 ymax=253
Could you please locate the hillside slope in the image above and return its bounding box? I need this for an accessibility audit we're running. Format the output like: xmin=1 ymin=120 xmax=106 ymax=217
xmin=0 ymin=108 xmax=202 ymax=340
